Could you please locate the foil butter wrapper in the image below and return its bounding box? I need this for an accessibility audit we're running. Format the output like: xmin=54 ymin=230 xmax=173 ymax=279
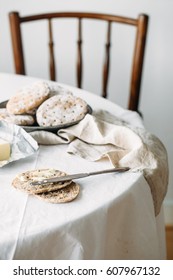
xmin=0 ymin=120 xmax=38 ymax=167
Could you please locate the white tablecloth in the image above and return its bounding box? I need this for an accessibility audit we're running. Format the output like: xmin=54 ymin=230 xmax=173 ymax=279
xmin=0 ymin=73 xmax=167 ymax=260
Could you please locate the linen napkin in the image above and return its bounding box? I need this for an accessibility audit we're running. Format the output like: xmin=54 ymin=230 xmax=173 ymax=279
xmin=30 ymin=110 xmax=168 ymax=216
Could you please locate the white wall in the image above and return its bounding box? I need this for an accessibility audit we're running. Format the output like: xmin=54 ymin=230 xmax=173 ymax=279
xmin=0 ymin=0 xmax=173 ymax=222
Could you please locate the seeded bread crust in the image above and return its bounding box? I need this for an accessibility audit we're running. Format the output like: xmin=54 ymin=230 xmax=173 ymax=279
xmin=6 ymin=81 xmax=50 ymax=115
xmin=0 ymin=108 xmax=35 ymax=126
xmin=36 ymin=93 xmax=88 ymax=127
xmin=35 ymin=182 xmax=80 ymax=203
xmin=12 ymin=169 xmax=72 ymax=194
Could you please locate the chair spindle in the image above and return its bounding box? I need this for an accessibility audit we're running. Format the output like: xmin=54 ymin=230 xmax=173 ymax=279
xmin=102 ymin=21 xmax=112 ymax=98
xmin=77 ymin=19 xmax=83 ymax=88
xmin=48 ymin=19 xmax=56 ymax=81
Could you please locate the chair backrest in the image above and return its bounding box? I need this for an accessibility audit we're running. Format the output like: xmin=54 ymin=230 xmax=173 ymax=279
xmin=9 ymin=11 xmax=148 ymax=112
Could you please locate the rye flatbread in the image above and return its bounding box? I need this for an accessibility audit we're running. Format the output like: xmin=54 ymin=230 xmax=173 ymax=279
xmin=6 ymin=81 xmax=50 ymax=115
xmin=36 ymin=93 xmax=88 ymax=126
xmin=35 ymin=181 xmax=80 ymax=203
xmin=12 ymin=169 xmax=72 ymax=194
xmin=0 ymin=108 xmax=35 ymax=126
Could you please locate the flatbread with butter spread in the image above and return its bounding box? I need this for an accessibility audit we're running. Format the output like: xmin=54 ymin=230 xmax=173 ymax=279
xmin=12 ymin=168 xmax=72 ymax=194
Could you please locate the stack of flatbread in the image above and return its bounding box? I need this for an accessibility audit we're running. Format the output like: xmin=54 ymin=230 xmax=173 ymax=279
xmin=12 ymin=168 xmax=80 ymax=203
xmin=0 ymin=81 xmax=89 ymax=127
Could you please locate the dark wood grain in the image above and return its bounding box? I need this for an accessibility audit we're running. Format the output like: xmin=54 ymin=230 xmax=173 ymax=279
xmin=48 ymin=19 xmax=56 ymax=81
xmin=77 ymin=19 xmax=82 ymax=88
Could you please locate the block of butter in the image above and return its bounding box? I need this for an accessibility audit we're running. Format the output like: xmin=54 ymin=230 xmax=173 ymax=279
xmin=0 ymin=138 xmax=11 ymax=161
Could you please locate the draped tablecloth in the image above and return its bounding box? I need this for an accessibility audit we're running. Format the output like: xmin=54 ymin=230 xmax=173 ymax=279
xmin=0 ymin=73 xmax=168 ymax=260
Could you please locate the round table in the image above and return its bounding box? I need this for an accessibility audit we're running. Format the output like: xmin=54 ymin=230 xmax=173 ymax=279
xmin=0 ymin=73 xmax=166 ymax=260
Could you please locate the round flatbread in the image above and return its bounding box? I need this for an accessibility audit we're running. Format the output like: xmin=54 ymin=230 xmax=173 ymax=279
xmin=0 ymin=108 xmax=35 ymax=126
xmin=36 ymin=93 xmax=88 ymax=127
xmin=48 ymin=84 xmax=73 ymax=96
xmin=12 ymin=169 xmax=72 ymax=194
xmin=35 ymin=181 xmax=80 ymax=203
xmin=6 ymin=81 xmax=50 ymax=115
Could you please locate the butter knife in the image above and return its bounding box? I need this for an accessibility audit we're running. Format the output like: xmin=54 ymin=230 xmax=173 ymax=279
xmin=30 ymin=167 xmax=130 ymax=186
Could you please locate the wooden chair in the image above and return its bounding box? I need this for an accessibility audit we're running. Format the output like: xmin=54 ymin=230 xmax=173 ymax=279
xmin=9 ymin=11 xmax=148 ymax=112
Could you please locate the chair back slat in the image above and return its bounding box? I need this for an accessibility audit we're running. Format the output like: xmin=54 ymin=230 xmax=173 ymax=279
xmin=129 ymin=14 xmax=148 ymax=111
xmin=77 ymin=19 xmax=83 ymax=88
xmin=48 ymin=19 xmax=56 ymax=81
xmin=102 ymin=21 xmax=112 ymax=98
xmin=9 ymin=12 xmax=25 ymax=75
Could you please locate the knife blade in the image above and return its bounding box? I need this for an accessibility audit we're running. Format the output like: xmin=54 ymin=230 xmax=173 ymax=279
xmin=30 ymin=167 xmax=130 ymax=186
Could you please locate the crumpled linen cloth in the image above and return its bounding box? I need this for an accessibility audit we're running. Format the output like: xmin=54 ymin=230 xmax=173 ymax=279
xmin=30 ymin=110 xmax=168 ymax=216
